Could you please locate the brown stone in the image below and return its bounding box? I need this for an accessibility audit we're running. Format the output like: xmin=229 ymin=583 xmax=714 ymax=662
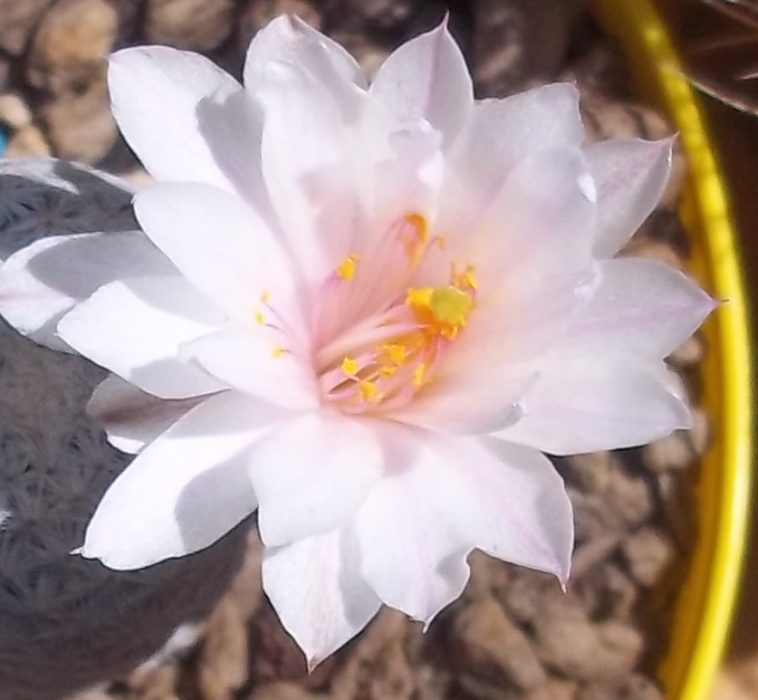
xmin=472 ymin=0 xmax=578 ymax=98
xmin=246 ymin=682 xmax=321 ymax=700
xmin=4 ymin=123 xmax=51 ymax=157
xmin=26 ymin=0 xmax=118 ymax=96
xmin=0 ymin=93 xmax=33 ymax=131
xmin=534 ymin=597 xmax=644 ymax=682
xmin=621 ymin=527 xmax=675 ymax=587
xmin=523 ymin=679 xmax=578 ymax=700
xmin=451 ymin=599 xmax=547 ymax=692
xmin=37 ymin=79 xmax=117 ymax=163
xmin=0 ymin=0 xmax=53 ymax=55
xmin=198 ymin=598 xmax=250 ymax=700
xmin=145 ymin=0 xmax=235 ymax=52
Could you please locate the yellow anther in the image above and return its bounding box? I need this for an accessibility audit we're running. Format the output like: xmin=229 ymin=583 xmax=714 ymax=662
xmin=336 ymin=254 xmax=360 ymax=280
xmin=254 ymin=310 xmax=264 ymax=325
xmin=261 ymin=290 xmax=270 ymax=303
xmin=406 ymin=287 xmax=433 ymax=310
xmin=381 ymin=344 xmax=407 ymax=365
xmin=452 ymin=264 xmax=477 ymax=291
xmin=430 ymin=286 xmax=473 ymax=326
xmin=359 ymin=380 xmax=378 ymax=401
xmin=402 ymin=212 xmax=429 ymax=264
xmin=435 ymin=235 xmax=447 ymax=249
xmin=341 ymin=356 xmax=358 ymax=375
xmin=412 ymin=362 xmax=427 ymax=388
xmin=272 ymin=346 xmax=286 ymax=358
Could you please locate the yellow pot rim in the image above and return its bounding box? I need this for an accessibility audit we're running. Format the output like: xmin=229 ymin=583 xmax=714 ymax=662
xmin=590 ymin=1 xmax=754 ymax=699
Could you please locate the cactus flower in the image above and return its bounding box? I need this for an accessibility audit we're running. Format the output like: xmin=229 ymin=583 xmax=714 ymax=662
xmin=0 ymin=16 xmax=714 ymax=666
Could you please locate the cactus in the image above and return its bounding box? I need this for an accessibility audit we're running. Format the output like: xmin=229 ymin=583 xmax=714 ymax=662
xmin=0 ymin=158 xmax=249 ymax=700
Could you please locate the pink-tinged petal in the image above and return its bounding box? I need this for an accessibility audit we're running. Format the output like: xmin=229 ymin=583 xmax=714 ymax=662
xmin=181 ymin=330 xmax=318 ymax=411
xmin=389 ymin=366 xmax=531 ymax=435
xmin=88 ymin=375 xmax=204 ymax=454
xmin=354 ymin=428 xmax=472 ymax=623
xmin=561 ymin=258 xmax=717 ymax=360
xmin=108 ymin=47 xmax=242 ymax=188
xmin=262 ymin=529 xmax=381 ymax=667
xmin=366 ymin=426 xmax=572 ymax=586
xmin=498 ymin=354 xmax=691 ymax=455
xmin=133 ymin=183 xmax=302 ymax=328
xmin=0 ymin=230 xmax=173 ymax=350
xmin=245 ymin=14 xmax=367 ymax=96
xmin=588 ymin=137 xmax=673 ymax=258
xmin=441 ymin=83 xmax=583 ymax=225
xmin=355 ymin=424 xmax=572 ymax=619
xmin=369 ymin=21 xmax=472 ymax=146
xmin=80 ymin=392 xmax=286 ymax=569
xmin=57 ymin=276 xmax=225 ymax=399
xmin=254 ymin=64 xmax=380 ymax=286
xmin=248 ymin=411 xmax=383 ymax=547
xmin=458 ymin=437 xmax=574 ymax=584
xmin=422 ymin=147 xmax=595 ymax=295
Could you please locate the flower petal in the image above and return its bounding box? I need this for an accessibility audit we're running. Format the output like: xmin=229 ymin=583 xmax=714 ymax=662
xmin=498 ymin=354 xmax=691 ymax=455
xmin=262 ymin=528 xmax=381 ymax=667
xmin=441 ymin=83 xmax=584 ymax=225
xmin=355 ymin=424 xmax=573 ymax=620
xmin=457 ymin=437 xmax=574 ymax=584
xmin=561 ymin=257 xmax=716 ymax=360
xmin=108 ymin=46 xmax=242 ymax=188
xmin=370 ymin=20 xmax=472 ymax=146
xmin=354 ymin=427 xmax=471 ymax=623
xmin=57 ymin=276 xmax=225 ymax=399
xmin=88 ymin=374 xmax=204 ymax=454
xmin=588 ymin=137 xmax=673 ymax=258
xmin=133 ymin=182 xmax=301 ymax=327
xmin=80 ymin=392 xmax=285 ymax=569
xmin=245 ymin=14 xmax=367 ymax=96
xmin=252 ymin=61 xmax=382 ymax=286
xmin=0 ymin=230 xmax=173 ymax=350
xmin=248 ymin=411 xmax=383 ymax=547
xmin=181 ymin=330 xmax=318 ymax=411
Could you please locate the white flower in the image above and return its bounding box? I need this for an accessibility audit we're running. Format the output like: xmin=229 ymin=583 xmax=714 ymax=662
xmin=0 ymin=17 xmax=714 ymax=665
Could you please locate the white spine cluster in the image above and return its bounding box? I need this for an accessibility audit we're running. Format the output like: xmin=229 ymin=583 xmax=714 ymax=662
xmin=0 ymin=159 xmax=249 ymax=700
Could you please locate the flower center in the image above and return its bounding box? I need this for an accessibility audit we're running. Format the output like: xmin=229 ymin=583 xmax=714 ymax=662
xmin=315 ymin=214 xmax=477 ymax=414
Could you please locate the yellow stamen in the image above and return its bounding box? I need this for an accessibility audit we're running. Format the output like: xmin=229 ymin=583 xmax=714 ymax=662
xmin=452 ymin=264 xmax=478 ymax=291
xmin=272 ymin=346 xmax=286 ymax=358
xmin=406 ymin=286 xmax=433 ymax=310
xmin=412 ymin=362 xmax=427 ymax=388
xmin=341 ymin=356 xmax=358 ymax=375
xmin=402 ymin=212 xmax=429 ymax=264
xmin=261 ymin=290 xmax=270 ymax=303
xmin=336 ymin=254 xmax=360 ymax=280
xmin=381 ymin=344 xmax=408 ymax=365
xmin=254 ymin=310 xmax=264 ymax=325
xmin=359 ymin=380 xmax=378 ymax=401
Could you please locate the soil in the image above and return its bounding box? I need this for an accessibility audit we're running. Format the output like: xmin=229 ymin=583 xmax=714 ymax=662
xmin=0 ymin=1 xmax=708 ymax=700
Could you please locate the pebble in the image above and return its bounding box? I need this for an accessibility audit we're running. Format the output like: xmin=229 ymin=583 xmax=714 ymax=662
xmin=4 ymin=123 xmax=51 ymax=157
xmin=145 ymin=0 xmax=235 ymax=52
xmin=451 ymin=599 xmax=548 ymax=692
xmin=26 ymin=0 xmax=118 ymax=95
xmin=0 ymin=0 xmax=52 ymax=55
xmin=0 ymin=93 xmax=33 ymax=131
xmin=37 ymin=80 xmax=116 ymax=163
xmin=535 ymin=598 xmax=644 ymax=682
xmin=622 ymin=527 xmax=675 ymax=587
xmin=472 ymin=0 xmax=577 ymax=98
